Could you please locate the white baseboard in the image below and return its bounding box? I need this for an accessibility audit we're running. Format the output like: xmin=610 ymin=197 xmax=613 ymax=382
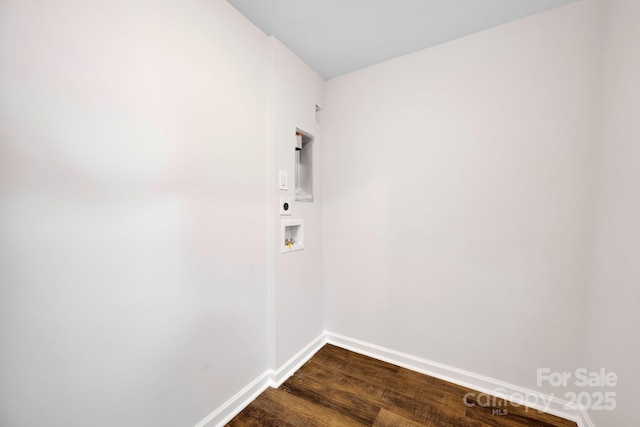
xmin=196 ymin=331 xmax=594 ymax=427
xmin=194 ymin=370 xmax=271 ymax=427
xmin=270 ymin=333 xmax=327 ymax=387
xmin=195 ymin=332 xmax=326 ymax=427
xmin=325 ymin=331 xmax=593 ymax=427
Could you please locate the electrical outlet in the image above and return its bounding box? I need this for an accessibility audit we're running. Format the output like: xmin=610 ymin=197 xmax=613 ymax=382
xmin=280 ymin=197 xmax=291 ymax=215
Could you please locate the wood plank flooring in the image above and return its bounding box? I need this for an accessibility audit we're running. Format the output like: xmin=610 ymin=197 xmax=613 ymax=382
xmin=228 ymin=344 xmax=577 ymax=427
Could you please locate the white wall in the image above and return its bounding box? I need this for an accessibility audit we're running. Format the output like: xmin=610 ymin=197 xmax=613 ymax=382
xmin=324 ymin=0 xmax=601 ymax=393
xmin=587 ymin=1 xmax=640 ymax=426
xmin=270 ymin=38 xmax=325 ymax=368
xmin=0 ymin=1 xmax=271 ymax=426
xmin=3 ymin=0 xmax=637 ymax=425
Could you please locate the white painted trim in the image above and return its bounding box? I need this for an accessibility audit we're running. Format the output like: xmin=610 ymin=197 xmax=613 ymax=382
xmin=195 ymin=332 xmax=326 ymax=427
xmin=196 ymin=331 xmax=594 ymax=427
xmin=579 ymin=409 xmax=595 ymax=427
xmin=194 ymin=370 xmax=271 ymax=427
xmin=271 ymin=332 xmax=327 ymax=387
xmin=325 ymin=332 xmax=593 ymax=427
xmin=265 ymin=34 xmax=277 ymax=378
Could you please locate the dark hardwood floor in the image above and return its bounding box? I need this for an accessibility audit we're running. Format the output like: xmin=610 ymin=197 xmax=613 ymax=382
xmin=228 ymin=344 xmax=577 ymax=427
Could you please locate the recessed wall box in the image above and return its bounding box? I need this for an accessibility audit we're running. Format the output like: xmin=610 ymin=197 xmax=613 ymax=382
xmin=295 ymin=129 xmax=313 ymax=202
xmin=281 ymin=219 xmax=304 ymax=253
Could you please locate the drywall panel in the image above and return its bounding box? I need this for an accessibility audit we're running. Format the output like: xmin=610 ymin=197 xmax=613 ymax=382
xmin=270 ymin=37 xmax=326 ymax=369
xmin=0 ymin=1 xmax=270 ymax=426
xmin=324 ymin=0 xmax=601 ymax=394
xmin=587 ymin=0 xmax=640 ymax=425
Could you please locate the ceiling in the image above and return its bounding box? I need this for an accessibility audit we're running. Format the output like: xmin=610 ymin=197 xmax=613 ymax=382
xmin=227 ymin=0 xmax=578 ymax=79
